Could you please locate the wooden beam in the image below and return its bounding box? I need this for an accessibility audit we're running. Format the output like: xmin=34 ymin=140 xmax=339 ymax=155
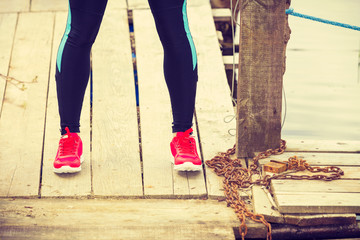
xmin=271 ymin=222 xmax=360 ymax=240
xmin=236 ymin=0 xmax=290 ymax=157
xmin=0 ymin=198 xmax=266 ymax=239
xmin=252 ymin=184 xmax=356 ymax=226
xmin=274 ymin=192 xmax=360 ymax=214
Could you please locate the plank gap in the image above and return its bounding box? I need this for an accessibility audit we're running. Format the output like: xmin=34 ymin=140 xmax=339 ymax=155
xmin=90 ymin=51 xmax=94 ymax=196
xmin=127 ymin=8 xmax=145 ymax=195
xmin=193 ymin=109 xmax=209 ymax=196
xmin=0 ymin=13 xmax=19 ymax=119
xmin=38 ymin=12 xmax=56 ymax=198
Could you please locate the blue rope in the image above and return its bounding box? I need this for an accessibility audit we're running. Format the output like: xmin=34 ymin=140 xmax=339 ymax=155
xmin=286 ymin=8 xmax=360 ymax=31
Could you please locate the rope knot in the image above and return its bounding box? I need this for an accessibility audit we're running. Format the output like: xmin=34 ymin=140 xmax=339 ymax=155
xmin=285 ymin=8 xmax=294 ymax=14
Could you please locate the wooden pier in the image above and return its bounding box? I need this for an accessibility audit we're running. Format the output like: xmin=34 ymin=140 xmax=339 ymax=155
xmin=0 ymin=0 xmax=360 ymax=239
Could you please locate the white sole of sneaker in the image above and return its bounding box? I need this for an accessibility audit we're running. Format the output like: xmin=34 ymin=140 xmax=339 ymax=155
xmin=173 ymin=162 xmax=202 ymax=171
xmin=53 ymin=155 xmax=84 ymax=174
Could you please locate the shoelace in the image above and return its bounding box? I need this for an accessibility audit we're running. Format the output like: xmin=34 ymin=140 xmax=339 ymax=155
xmin=176 ymin=128 xmax=195 ymax=154
xmin=59 ymin=127 xmax=79 ymax=156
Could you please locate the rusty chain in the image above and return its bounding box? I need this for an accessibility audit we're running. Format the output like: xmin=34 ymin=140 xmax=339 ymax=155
xmin=205 ymin=140 xmax=344 ymax=240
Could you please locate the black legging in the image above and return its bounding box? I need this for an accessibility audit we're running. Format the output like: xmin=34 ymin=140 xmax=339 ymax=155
xmin=56 ymin=0 xmax=198 ymax=135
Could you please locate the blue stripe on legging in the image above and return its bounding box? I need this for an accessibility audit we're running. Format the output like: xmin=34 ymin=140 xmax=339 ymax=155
xmin=56 ymin=2 xmax=72 ymax=72
xmin=182 ymin=0 xmax=197 ymax=70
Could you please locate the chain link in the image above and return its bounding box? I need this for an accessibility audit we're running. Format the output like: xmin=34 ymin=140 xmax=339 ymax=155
xmin=205 ymin=139 xmax=343 ymax=240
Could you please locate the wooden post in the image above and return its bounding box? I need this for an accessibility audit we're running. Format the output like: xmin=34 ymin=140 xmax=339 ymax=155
xmin=236 ymin=0 xmax=291 ymax=157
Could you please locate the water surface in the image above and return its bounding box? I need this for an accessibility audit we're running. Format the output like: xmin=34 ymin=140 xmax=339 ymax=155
xmin=282 ymin=0 xmax=360 ymax=141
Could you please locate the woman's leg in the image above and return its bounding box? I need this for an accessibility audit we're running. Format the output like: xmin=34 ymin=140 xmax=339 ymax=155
xmin=56 ymin=0 xmax=108 ymax=135
xmin=148 ymin=0 xmax=198 ymax=133
xmin=53 ymin=0 xmax=107 ymax=173
xmin=148 ymin=0 xmax=201 ymax=171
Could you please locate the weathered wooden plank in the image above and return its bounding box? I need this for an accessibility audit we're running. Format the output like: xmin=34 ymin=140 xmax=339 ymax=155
xmin=222 ymin=54 xmax=238 ymax=70
xmin=271 ymin=223 xmax=360 ymax=240
xmin=41 ymin=12 xmax=91 ymax=197
xmin=264 ymin=166 xmax=360 ymax=180
xmin=128 ymin=0 xmax=209 ymax=9
xmin=271 ymin=180 xmax=360 ymax=194
xmin=211 ymin=0 xmax=239 ymax=9
xmin=91 ymin=10 xmax=143 ymax=197
xmin=0 ymin=12 xmax=53 ymax=197
xmin=186 ymin=4 xmax=236 ymax=198
xmin=190 ymin=4 xmax=241 ymax=198
xmin=283 ymin=213 xmax=356 ymax=227
xmin=325 ymin=166 xmax=360 ymax=179
xmin=0 ymin=14 xmax=17 ymax=116
xmin=0 ymin=198 xmax=266 ymax=239
xmin=0 ymin=0 xmax=29 ymax=13
xmin=274 ymin=192 xmax=360 ymax=214
xmin=31 ymin=0 xmax=66 ymax=12
xmin=252 ymin=187 xmax=276 ymax=222
xmin=285 ymin=139 xmax=360 ymax=153
xmin=106 ymin=0 xmax=128 ymax=9
xmin=252 ymin=185 xmax=356 ymax=226
xmin=133 ymin=9 xmax=207 ymax=198
xmin=134 ymin=9 xmax=183 ymax=197
xmin=236 ymin=0 xmax=288 ymax=157
xmin=212 ymin=8 xmax=231 ymax=22
xmin=30 ymin=0 xmax=127 ymax=12
xmin=258 ymin=152 xmax=360 ymax=166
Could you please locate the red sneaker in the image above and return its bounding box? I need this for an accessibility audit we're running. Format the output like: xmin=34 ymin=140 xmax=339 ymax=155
xmin=170 ymin=128 xmax=202 ymax=171
xmin=53 ymin=127 xmax=83 ymax=173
